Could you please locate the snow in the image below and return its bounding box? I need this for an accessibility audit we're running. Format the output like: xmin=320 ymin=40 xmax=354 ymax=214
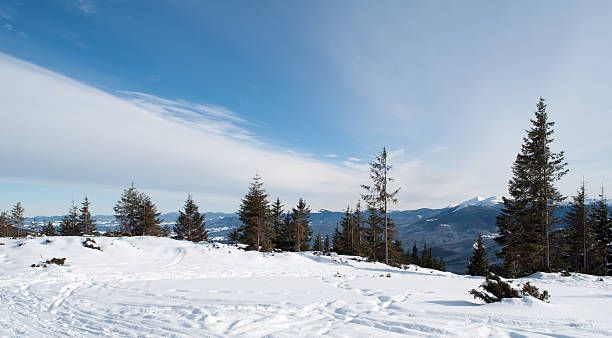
xmin=449 ymin=196 xmax=504 ymax=212
xmin=1 ymin=236 xmax=611 ymax=337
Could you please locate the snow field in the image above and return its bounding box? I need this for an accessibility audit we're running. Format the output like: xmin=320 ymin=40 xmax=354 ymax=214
xmin=0 ymin=236 xmax=611 ymax=337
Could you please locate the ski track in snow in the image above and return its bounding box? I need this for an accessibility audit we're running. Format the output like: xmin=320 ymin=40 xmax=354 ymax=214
xmin=0 ymin=237 xmax=611 ymax=337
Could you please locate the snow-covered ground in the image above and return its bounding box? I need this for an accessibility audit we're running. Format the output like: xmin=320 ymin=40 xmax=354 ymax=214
xmin=0 ymin=237 xmax=610 ymax=337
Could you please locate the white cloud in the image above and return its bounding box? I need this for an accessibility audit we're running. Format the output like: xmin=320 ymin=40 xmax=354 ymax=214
xmin=4 ymin=23 xmax=12 ymax=30
xmin=0 ymin=9 xmax=14 ymax=22
xmin=347 ymin=157 xmax=360 ymax=162
xmin=0 ymin=53 xmax=367 ymax=212
xmin=75 ymin=0 xmax=97 ymax=14
xmin=324 ymin=154 xmax=338 ymax=158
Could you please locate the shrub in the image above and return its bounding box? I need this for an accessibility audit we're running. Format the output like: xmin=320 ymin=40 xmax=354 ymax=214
xmin=521 ymin=282 xmax=550 ymax=302
xmin=469 ymin=273 xmax=550 ymax=303
xmin=82 ymin=238 xmax=102 ymax=251
xmin=469 ymin=273 xmax=520 ymax=303
xmin=46 ymin=257 xmax=66 ymax=266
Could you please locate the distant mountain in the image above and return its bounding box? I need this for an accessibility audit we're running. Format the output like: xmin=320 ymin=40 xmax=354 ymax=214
xmin=21 ymin=196 xmax=581 ymax=274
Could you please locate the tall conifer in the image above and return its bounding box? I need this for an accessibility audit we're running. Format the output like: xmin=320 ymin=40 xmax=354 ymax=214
xmin=288 ymin=198 xmax=312 ymax=251
xmin=237 ymin=175 xmax=273 ymax=251
xmin=496 ymin=98 xmax=568 ymax=277
xmin=78 ymin=197 xmax=97 ymax=235
xmin=466 ymin=233 xmax=489 ymax=276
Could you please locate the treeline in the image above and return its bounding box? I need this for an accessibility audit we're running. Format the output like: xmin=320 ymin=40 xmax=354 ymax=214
xmin=227 ymin=149 xmax=445 ymax=271
xmin=466 ymin=98 xmax=611 ymax=278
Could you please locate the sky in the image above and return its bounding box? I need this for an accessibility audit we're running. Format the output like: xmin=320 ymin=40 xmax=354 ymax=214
xmin=1 ymin=0 xmax=612 ymax=216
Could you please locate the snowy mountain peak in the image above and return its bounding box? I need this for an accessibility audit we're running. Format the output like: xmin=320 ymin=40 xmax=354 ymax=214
xmin=448 ymin=196 xmax=503 ymax=211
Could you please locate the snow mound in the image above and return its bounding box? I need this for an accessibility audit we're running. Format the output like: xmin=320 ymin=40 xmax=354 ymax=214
xmin=0 ymin=236 xmax=611 ymax=337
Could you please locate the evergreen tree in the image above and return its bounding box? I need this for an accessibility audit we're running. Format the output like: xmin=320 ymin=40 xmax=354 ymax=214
xmin=78 ymin=197 xmax=97 ymax=235
xmin=160 ymin=224 xmax=172 ymax=237
xmin=495 ymin=98 xmax=568 ymax=277
xmin=174 ymin=195 xmax=208 ymax=242
xmin=312 ymin=233 xmax=323 ymax=251
xmin=437 ymin=257 xmax=446 ymax=271
xmin=420 ymin=244 xmax=434 ymax=268
xmin=590 ymin=186 xmax=611 ymax=275
xmin=411 ymin=242 xmax=419 ymax=265
xmin=332 ymin=226 xmax=343 ymax=253
xmin=41 ymin=221 xmax=56 ymax=236
xmin=466 ymin=233 xmax=489 ymax=276
xmin=237 ymin=175 xmax=273 ymax=251
xmin=271 ymin=198 xmax=288 ymax=250
xmin=288 ymin=198 xmax=312 ymax=251
xmin=10 ymin=202 xmax=25 ymax=237
xmin=138 ymin=193 xmax=162 ymax=236
xmin=114 ymin=184 xmax=141 ymax=236
xmin=364 ymin=205 xmax=384 ymax=261
xmin=334 ymin=207 xmax=353 ymax=255
xmin=353 ymin=201 xmax=366 ymax=256
xmin=323 ymin=235 xmax=331 ymax=253
xmin=361 ymin=147 xmax=400 ymax=265
xmin=565 ymin=182 xmax=593 ymax=273
xmin=0 ymin=211 xmax=9 ymax=237
xmin=59 ymin=202 xmax=80 ymax=236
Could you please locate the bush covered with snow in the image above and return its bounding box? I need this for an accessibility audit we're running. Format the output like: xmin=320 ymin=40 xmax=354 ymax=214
xmin=469 ymin=273 xmax=550 ymax=303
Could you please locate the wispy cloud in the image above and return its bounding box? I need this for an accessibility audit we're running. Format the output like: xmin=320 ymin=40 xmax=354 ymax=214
xmin=324 ymin=154 xmax=338 ymax=158
xmin=3 ymin=23 xmax=11 ymax=30
xmin=0 ymin=53 xmax=367 ymax=212
xmin=0 ymin=9 xmax=14 ymax=22
xmin=347 ymin=157 xmax=360 ymax=162
xmin=75 ymin=0 xmax=98 ymax=14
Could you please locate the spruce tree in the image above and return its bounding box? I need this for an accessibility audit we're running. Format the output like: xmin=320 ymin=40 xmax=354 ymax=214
xmin=323 ymin=235 xmax=331 ymax=253
xmin=42 ymin=221 xmax=56 ymax=236
xmin=313 ymin=233 xmax=323 ymax=251
xmin=565 ymin=182 xmax=592 ymax=273
xmin=59 ymin=202 xmax=80 ymax=236
xmin=271 ymin=198 xmax=287 ymax=250
xmin=138 ymin=193 xmax=162 ymax=236
xmin=288 ymin=198 xmax=312 ymax=251
xmin=78 ymin=197 xmax=97 ymax=235
xmin=114 ymin=184 xmax=141 ymax=236
xmin=175 ymin=195 xmax=208 ymax=242
xmin=466 ymin=233 xmax=489 ymax=276
xmin=332 ymin=226 xmax=344 ymax=254
xmin=411 ymin=242 xmax=419 ymax=264
xmin=237 ymin=175 xmax=273 ymax=251
xmin=361 ymin=147 xmax=400 ymax=265
xmin=590 ymin=186 xmax=610 ymax=275
xmin=496 ymin=98 xmax=568 ymax=277
xmin=353 ymin=201 xmax=366 ymax=256
xmin=0 ymin=211 xmax=9 ymax=237
xmin=10 ymin=202 xmax=25 ymax=237
xmin=364 ymin=205 xmax=384 ymax=261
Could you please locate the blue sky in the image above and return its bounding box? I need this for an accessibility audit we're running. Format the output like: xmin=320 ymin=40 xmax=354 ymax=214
xmin=1 ymin=0 xmax=612 ymax=216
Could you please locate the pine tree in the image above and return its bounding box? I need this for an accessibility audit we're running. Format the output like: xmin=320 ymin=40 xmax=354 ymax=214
xmin=271 ymin=198 xmax=287 ymax=250
xmin=138 ymin=193 xmax=162 ymax=236
xmin=175 ymin=195 xmax=208 ymax=242
xmin=78 ymin=197 xmax=97 ymax=235
xmin=590 ymin=186 xmax=611 ymax=276
xmin=323 ymin=235 xmax=331 ymax=253
xmin=565 ymin=182 xmax=593 ymax=273
xmin=237 ymin=175 xmax=273 ymax=251
xmin=467 ymin=233 xmax=489 ymax=276
xmin=437 ymin=257 xmax=446 ymax=271
xmin=59 ymin=202 xmax=80 ymax=236
xmin=288 ymin=198 xmax=312 ymax=251
xmin=10 ymin=202 xmax=25 ymax=237
xmin=313 ymin=233 xmax=323 ymax=251
xmin=361 ymin=147 xmax=400 ymax=265
xmin=114 ymin=184 xmax=141 ymax=236
xmin=420 ymin=244 xmax=434 ymax=268
xmin=42 ymin=221 xmax=56 ymax=236
xmin=495 ymin=98 xmax=568 ymax=277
